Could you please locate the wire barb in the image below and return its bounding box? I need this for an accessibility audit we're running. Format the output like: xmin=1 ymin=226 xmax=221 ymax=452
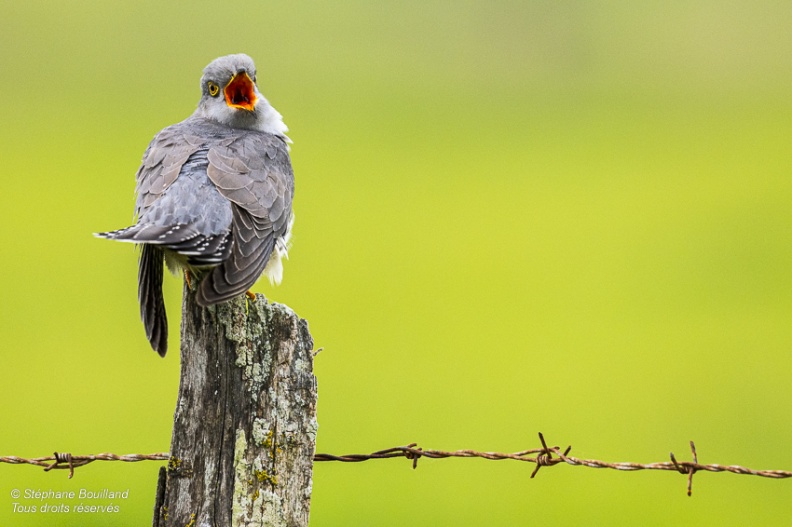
xmin=44 ymin=452 xmax=77 ymax=479
xmin=402 ymin=443 xmax=422 ymax=469
xmin=531 ymin=432 xmax=559 ymax=478
xmin=670 ymin=441 xmax=699 ymax=496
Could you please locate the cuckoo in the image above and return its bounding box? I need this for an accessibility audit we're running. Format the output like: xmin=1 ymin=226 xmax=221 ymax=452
xmin=96 ymin=54 xmax=295 ymax=357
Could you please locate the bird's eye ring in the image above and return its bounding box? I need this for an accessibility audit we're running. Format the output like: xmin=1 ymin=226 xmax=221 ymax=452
xmin=207 ymin=82 xmax=220 ymax=97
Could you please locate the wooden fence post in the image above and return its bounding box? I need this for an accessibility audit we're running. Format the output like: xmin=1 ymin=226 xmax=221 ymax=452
xmin=153 ymin=283 xmax=318 ymax=527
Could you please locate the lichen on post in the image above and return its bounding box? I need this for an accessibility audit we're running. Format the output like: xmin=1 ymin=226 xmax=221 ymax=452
xmin=153 ymin=284 xmax=318 ymax=527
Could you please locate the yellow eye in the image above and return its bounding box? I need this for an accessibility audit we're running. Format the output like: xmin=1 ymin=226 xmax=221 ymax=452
xmin=208 ymin=82 xmax=219 ymax=97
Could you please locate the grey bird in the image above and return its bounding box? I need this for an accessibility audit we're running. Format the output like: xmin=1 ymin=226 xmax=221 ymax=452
xmin=96 ymin=54 xmax=295 ymax=357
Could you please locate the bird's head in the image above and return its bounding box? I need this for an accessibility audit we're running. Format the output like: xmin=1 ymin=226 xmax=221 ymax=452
xmin=196 ymin=54 xmax=288 ymax=137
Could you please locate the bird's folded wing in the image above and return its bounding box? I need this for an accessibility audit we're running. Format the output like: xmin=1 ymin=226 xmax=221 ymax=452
xmin=135 ymin=128 xmax=204 ymax=215
xmin=197 ymin=133 xmax=294 ymax=305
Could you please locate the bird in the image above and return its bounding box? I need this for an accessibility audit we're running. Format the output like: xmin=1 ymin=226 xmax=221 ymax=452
xmin=96 ymin=54 xmax=295 ymax=357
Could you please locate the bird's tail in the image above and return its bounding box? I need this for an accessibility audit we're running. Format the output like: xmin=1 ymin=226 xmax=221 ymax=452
xmin=138 ymin=244 xmax=168 ymax=356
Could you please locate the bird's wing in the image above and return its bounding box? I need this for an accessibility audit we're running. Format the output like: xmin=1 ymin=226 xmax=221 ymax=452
xmin=134 ymin=127 xmax=205 ymax=216
xmin=97 ymin=125 xmax=235 ymax=265
xmin=196 ymin=132 xmax=294 ymax=306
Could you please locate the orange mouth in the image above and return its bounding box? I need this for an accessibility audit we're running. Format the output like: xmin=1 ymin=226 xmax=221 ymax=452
xmin=224 ymin=73 xmax=257 ymax=111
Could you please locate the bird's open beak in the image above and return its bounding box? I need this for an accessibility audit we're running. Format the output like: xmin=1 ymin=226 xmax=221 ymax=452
xmin=224 ymin=72 xmax=257 ymax=111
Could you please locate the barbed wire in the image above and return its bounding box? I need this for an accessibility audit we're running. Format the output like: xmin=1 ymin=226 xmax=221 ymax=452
xmin=3 ymin=433 xmax=791 ymax=495
xmin=314 ymin=434 xmax=792 ymax=496
xmin=0 ymin=452 xmax=170 ymax=479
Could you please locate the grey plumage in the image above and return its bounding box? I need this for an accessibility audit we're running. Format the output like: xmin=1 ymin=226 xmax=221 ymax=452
xmin=96 ymin=54 xmax=294 ymax=356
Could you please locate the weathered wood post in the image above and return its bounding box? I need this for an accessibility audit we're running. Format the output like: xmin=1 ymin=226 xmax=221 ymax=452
xmin=153 ymin=284 xmax=318 ymax=527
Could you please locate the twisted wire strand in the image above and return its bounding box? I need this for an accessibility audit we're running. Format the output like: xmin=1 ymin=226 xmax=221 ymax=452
xmin=3 ymin=434 xmax=791 ymax=493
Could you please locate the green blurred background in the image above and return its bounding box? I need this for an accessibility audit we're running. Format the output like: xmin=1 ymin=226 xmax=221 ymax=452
xmin=2 ymin=1 xmax=792 ymax=525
